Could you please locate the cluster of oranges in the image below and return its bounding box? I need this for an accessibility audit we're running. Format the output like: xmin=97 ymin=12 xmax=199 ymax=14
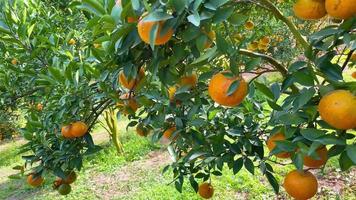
xmin=247 ymin=36 xmax=271 ymax=52
xmin=293 ymin=0 xmax=355 ymax=20
xmin=61 ymin=121 xmax=88 ymax=138
xmin=267 ymin=132 xmax=324 ymax=199
xmin=168 ymin=74 xmax=198 ymax=102
xmin=27 ymin=170 xmax=77 ymax=196
xmin=117 ymin=68 xmax=145 ymax=116
xmin=243 ymin=20 xmax=271 ymax=52
xmin=265 ymin=89 xmax=356 ymax=199
xmin=53 ymin=171 xmax=77 ymax=195
xmin=162 ymin=74 xmax=198 ymax=140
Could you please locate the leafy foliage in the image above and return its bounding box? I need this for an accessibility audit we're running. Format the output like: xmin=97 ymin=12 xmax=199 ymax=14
xmin=0 ymin=0 xmax=355 ymax=196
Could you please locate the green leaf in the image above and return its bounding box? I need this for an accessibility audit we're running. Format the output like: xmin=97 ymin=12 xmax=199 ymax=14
xmin=288 ymin=61 xmax=307 ymax=73
xmin=192 ymin=46 xmax=217 ymax=64
xmin=233 ymin=157 xmax=243 ymax=174
xmin=80 ymin=0 xmax=107 ymax=16
xmin=339 ymin=151 xmax=353 ymax=171
xmin=293 ymin=71 xmax=315 ymax=86
xmin=212 ymin=171 xmax=222 ymax=176
xmin=267 ymin=101 xmax=283 ymax=111
xmin=266 ymin=172 xmax=279 ymax=194
xmin=204 ymin=0 xmax=230 ymax=10
xmin=0 ymin=20 xmax=11 ymax=34
xmin=300 ymin=128 xmax=326 ymax=141
xmin=216 ymin=33 xmax=231 ymax=54
xmin=346 ymin=145 xmax=356 ymax=164
xmin=228 ymin=13 xmax=248 ymax=26
xmin=254 ymin=82 xmax=274 ymax=99
xmin=171 ymin=0 xmax=187 ymax=14
xmin=245 ymin=58 xmax=261 ymax=72
xmin=131 ymin=0 xmax=140 ymax=10
xmin=328 ymin=145 xmax=345 ymax=158
xmin=310 ymin=27 xmax=341 ymax=41
xmin=175 ymin=177 xmax=183 ymax=193
xmin=292 ymin=153 xmax=304 ymax=170
xmin=319 ymin=62 xmax=343 ymax=81
xmin=244 ymin=157 xmax=254 ymax=175
xmin=196 ymin=34 xmax=208 ymax=51
xmin=187 ymin=11 xmax=200 ymax=26
xmin=315 ymin=135 xmax=346 ymax=145
xmin=8 ymin=174 xmax=22 ymax=179
xmin=227 ymin=80 xmax=240 ymax=96
xmin=270 ymin=83 xmax=280 ymax=100
xmin=212 ymin=7 xmax=234 ymax=24
xmin=143 ymin=11 xmax=173 ymax=22
xmin=149 ymin=23 xmax=159 ymax=50
xmin=189 ymin=176 xmax=199 ymax=193
xmin=162 ymin=165 xmax=170 ymax=175
xmin=277 ymin=113 xmax=306 ymax=125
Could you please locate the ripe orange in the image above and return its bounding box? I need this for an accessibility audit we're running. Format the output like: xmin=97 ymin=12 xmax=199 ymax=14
xmin=93 ymin=43 xmax=101 ymax=48
xmin=36 ymin=103 xmax=43 ymax=111
xmin=136 ymin=123 xmax=151 ymax=137
xmin=11 ymin=58 xmax=18 ymax=65
xmin=260 ymin=36 xmax=270 ymax=45
xmin=304 ymin=146 xmax=328 ymax=168
xmin=53 ymin=179 xmax=63 ymax=189
xmin=70 ymin=121 xmax=88 ymax=137
xmin=244 ymin=20 xmax=254 ymax=30
xmin=118 ymin=93 xmax=139 ymax=115
xmin=247 ymin=41 xmax=258 ymax=51
xmin=283 ymin=170 xmax=318 ymax=200
xmin=325 ymin=0 xmax=356 ymax=19
xmin=258 ymin=42 xmax=268 ymax=52
xmin=127 ymin=17 xmax=138 ymax=23
xmin=233 ymin=33 xmax=244 ymax=42
xmin=293 ymin=0 xmax=326 ymax=20
xmin=57 ymin=171 xmax=77 ymax=184
xmin=180 ymin=74 xmax=197 ymax=88
xmin=137 ymin=14 xmax=174 ymax=45
xmin=168 ymin=86 xmax=177 ymax=102
xmin=198 ymin=183 xmax=214 ymax=199
xmin=208 ymin=72 xmax=248 ymax=107
xmin=352 ymin=71 xmax=356 ymax=79
xmin=203 ymin=30 xmax=216 ymax=49
xmin=27 ymin=174 xmax=44 ymax=187
xmin=266 ymin=132 xmax=291 ymax=159
xmin=61 ymin=125 xmax=74 ymax=138
xmin=351 ymin=53 xmax=356 ymax=62
xmin=318 ymin=90 xmax=356 ymax=130
xmin=163 ymin=126 xmax=177 ymax=140
xmin=118 ymin=68 xmax=145 ymax=90
xmin=58 ymin=183 xmax=71 ymax=195
xmin=68 ymin=38 xmax=76 ymax=45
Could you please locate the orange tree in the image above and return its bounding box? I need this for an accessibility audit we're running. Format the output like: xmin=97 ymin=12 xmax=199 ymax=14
xmin=0 ymin=0 xmax=355 ymax=198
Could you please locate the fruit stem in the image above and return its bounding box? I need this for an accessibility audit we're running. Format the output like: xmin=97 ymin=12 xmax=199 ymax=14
xmin=257 ymin=0 xmax=311 ymax=51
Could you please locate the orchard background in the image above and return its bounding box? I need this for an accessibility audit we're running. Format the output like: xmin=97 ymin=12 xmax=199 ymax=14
xmin=0 ymin=0 xmax=355 ymax=199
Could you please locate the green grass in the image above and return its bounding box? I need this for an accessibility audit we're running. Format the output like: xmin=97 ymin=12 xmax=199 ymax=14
xmin=0 ymin=126 xmax=355 ymax=200
xmin=0 ymin=141 xmax=23 ymax=167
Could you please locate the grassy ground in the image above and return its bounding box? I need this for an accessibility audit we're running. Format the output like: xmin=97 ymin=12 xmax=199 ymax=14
xmin=1 ymin=122 xmax=355 ymax=200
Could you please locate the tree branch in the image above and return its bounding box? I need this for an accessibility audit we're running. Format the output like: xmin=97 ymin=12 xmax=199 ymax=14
xmin=238 ymin=49 xmax=299 ymax=93
xmin=257 ymin=0 xmax=311 ymax=51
